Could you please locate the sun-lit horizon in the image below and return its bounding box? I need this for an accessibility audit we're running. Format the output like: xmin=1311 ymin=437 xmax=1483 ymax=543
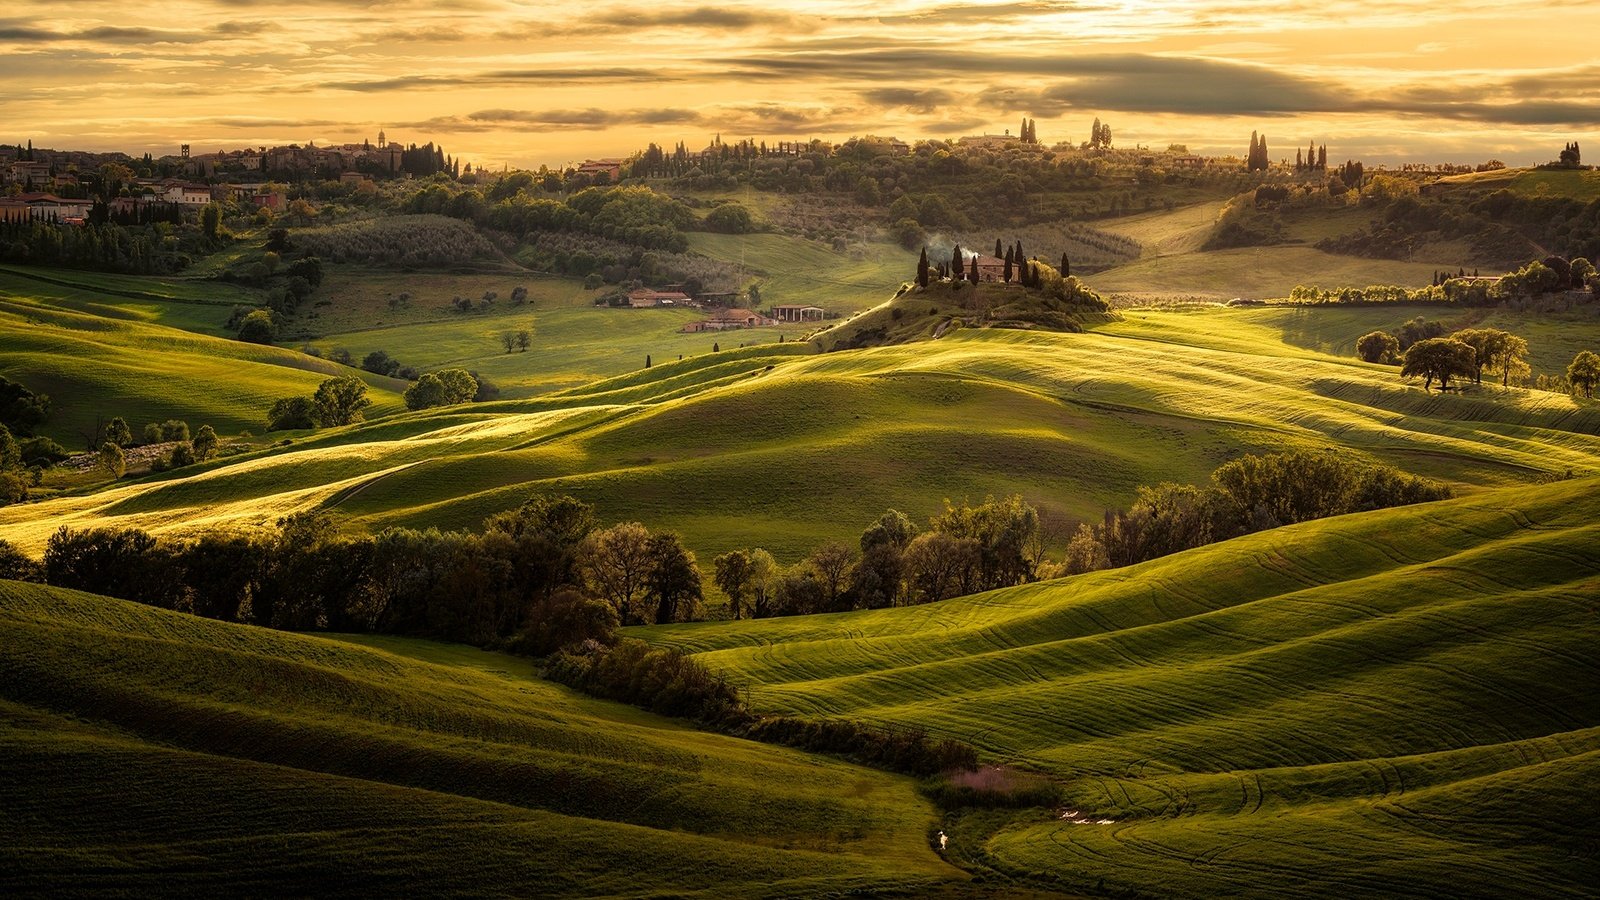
xmin=7 ymin=0 xmax=1599 ymax=168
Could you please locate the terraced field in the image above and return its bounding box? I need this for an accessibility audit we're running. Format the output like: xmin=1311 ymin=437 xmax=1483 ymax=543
xmin=644 ymin=477 xmax=1600 ymax=898
xmin=0 ymin=581 xmax=958 ymax=896
xmin=3 ymin=308 xmax=1596 ymax=566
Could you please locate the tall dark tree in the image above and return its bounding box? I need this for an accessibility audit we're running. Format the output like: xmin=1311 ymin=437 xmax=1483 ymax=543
xmin=994 ymin=239 xmax=1003 ymax=258
xmin=1003 ymin=251 xmax=1013 ymax=283
xmin=1061 ymin=253 xmax=1070 ymax=277
xmin=917 ymin=247 xmax=930 ymax=287
xmin=968 ymin=255 xmax=979 ymax=285
xmin=951 ymin=244 xmax=963 ymax=277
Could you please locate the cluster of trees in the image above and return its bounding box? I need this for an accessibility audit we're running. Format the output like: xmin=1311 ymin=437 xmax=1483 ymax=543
xmin=1019 ymin=118 xmax=1039 ymax=144
xmin=12 ymin=494 xmax=708 ymax=653
xmin=1556 ymin=142 xmax=1582 ymax=168
xmin=0 ymin=376 xmax=56 ymax=504
xmin=1246 ymin=132 xmax=1271 ymax=172
xmin=1294 ymin=143 xmax=1328 ymax=172
xmin=0 ymin=220 xmax=185 ymax=274
xmin=1290 ymin=257 xmax=1597 ymax=307
xmin=1062 ymin=451 xmax=1451 ymax=574
xmin=411 ymin=182 xmax=696 ymax=253
xmin=403 ymin=369 xmax=479 ymax=411
xmin=546 ymin=639 xmax=979 ymax=775
xmin=1089 ymin=118 xmax=1113 ymax=150
xmin=92 ymin=417 xmax=219 ymax=477
xmin=712 ymin=496 xmax=1045 ymax=619
xmin=266 ymin=375 xmax=371 ymax=431
xmin=294 ymin=214 xmax=497 ymax=267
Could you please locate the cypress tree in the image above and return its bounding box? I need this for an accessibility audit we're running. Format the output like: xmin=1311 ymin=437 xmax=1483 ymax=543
xmin=1003 ymin=252 xmax=1013 ymax=283
xmin=645 ymin=355 xmax=652 ymax=368
xmin=951 ymin=244 xmax=963 ymax=276
xmin=1015 ymin=240 xmax=1025 ymax=263
xmin=994 ymin=239 xmax=1003 ymax=258
xmin=1061 ymin=253 xmax=1070 ymax=277
xmin=917 ymin=247 xmax=930 ymax=287
xmin=968 ymin=255 xmax=979 ymax=285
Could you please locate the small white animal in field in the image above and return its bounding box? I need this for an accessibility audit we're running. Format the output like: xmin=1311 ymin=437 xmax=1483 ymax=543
xmin=937 ymin=831 xmax=948 ymax=851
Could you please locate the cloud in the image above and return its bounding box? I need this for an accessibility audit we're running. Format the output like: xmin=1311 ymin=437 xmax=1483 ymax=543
xmin=328 ymin=67 xmax=675 ymax=92
xmin=859 ymin=87 xmax=958 ymax=113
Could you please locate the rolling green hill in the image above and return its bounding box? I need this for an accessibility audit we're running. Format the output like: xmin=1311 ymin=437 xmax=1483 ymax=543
xmin=0 ymin=581 xmax=958 ymax=896
xmin=642 ymin=476 xmax=1600 ymax=898
xmin=0 ymin=271 xmax=407 ymax=444
xmin=3 ymin=309 xmax=1596 ymax=564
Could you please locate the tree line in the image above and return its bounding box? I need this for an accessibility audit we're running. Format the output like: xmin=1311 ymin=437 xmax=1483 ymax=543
xmin=1060 ymin=451 xmax=1452 ymax=574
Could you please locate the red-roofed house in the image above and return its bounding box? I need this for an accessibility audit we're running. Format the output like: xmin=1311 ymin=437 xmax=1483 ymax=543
xmin=681 ymin=308 xmax=775 ymax=332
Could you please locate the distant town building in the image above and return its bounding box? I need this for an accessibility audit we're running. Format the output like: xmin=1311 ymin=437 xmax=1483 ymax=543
xmin=682 ymin=308 xmax=775 ymax=332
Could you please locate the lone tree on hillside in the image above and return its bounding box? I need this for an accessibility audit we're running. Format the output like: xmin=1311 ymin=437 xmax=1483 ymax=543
xmin=313 ymin=375 xmax=371 ymax=426
xmin=1356 ymin=331 xmax=1401 ymax=364
xmin=1401 ymin=338 xmax=1477 ymax=390
xmin=98 ymin=442 xmax=125 ymax=479
xmin=1568 ymin=350 xmax=1600 ymax=398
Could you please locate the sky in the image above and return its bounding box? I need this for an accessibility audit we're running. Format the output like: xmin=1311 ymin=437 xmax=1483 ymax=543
xmin=6 ymin=0 xmax=1599 ymax=169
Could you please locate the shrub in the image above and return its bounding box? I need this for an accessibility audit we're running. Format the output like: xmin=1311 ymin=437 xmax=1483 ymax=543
xmin=267 ymin=396 xmax=318 ymax=431
xmin=236 ymin=309 xmax=276 ymax=344
xmin=1356 ymin=331 xmax=1400 ymax=364
xmin=704 ymin=203 xmax=755 ymax=234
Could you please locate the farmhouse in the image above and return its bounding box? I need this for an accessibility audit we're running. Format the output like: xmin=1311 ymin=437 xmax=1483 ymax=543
xmin=682 ymin=308 xmax=774 ymax=332
xmin=627 ymin=289 xmax=691 ymax=308
xmin=1173 ymin=155 xmax=1205 ymax=168
xmin=772 ymin=304 xmax=824 ymax=322
xmin=577 ymin=159 xmax=623 ymax=181
xmin=973 ymin=254 xmax=1016 ymax=283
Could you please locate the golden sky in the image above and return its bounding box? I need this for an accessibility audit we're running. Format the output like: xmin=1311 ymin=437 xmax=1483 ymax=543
xmin=6 ymin=0 xmax=1598 ymax=168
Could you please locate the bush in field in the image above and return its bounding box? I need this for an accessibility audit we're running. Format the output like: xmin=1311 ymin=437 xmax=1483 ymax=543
xmin=1356 ymin=331 xmax=1400 ymax=364
xmin=266 ymin=396 xmax=317 ymax=431
xmin=236 ymin=309 xmax=276 ymax=344
xmin=404 ymin=369 xmax=478 ymax=411
xmin=704 ymin=203 xmax=755 ymax=233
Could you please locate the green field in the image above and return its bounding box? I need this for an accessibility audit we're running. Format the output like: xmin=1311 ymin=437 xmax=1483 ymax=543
xmin=1092 ymin=245 xmax=1472 ymax=301
xmin=687 ymin=232 xmax=919 ymax=313
xmin=0 ymin=272 xmax=407 ymax=445
xmin=643 ymin=477 xmax=1600 ymax=898
xmin=0 ymin=581 xmax=958 ymax=895
xmin=5 ymin=306 xmax=1596 ymax=566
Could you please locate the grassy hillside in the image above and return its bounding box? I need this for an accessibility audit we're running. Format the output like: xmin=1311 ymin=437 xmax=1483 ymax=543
xmin=1435 ymin=166 xmax=1600 ymax=201
xmin=642 ymin=477 xmax=1600 ymax=898
xmin=4 ymin=311 xmax=1597 ymax=565
xmin=1092 ymin=245 xmax=1466 ymax=301
xmin=687 ymin=232 xmax=919 ymax=313
xmin=0 ymin=276 xmax=407 ymax=444
xmin=0 ymin=582 xmax=958 ymax=896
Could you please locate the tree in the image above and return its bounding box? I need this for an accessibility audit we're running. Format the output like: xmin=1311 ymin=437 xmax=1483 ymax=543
xmin=1454 ymin=328 xmax=1527 ymax=386
xmin=645 ymin=532 xmax=702 ymax=624
xmin=160 ymin=420 xmax=190 ymax=442
xmin=103 ymin=417 xmax=132 ymax=448
xmin=712 ymin=342 xmax=720 ymax=352
xmin=237 ymin=309 xmax=276 ymax=344
xmin=313 ymin=375 xmax=371 ymax=426
xmin=854 ymin=176 xmax=881 ymax=206
xmin=917 ymin=247 xmax=930 ymax=288
xmin=500 ymin=332 xmax=517 ymax=354
xmin=362 ymin=350 xmax=400 ymax=376
xmin=1568 ymin=350 xmax=1600 ymax=398
xmin=191 ymin=425 xmax=218 ymax=461
xmin=951 ymin=244 xmax=963 ymax=277
xmin=1356 ymin=331 xmax=1400 ymax=364
xmin=968 ymin=255 xmax=979 ymax=285
xmin=645 ymin=355 xmax=652 ymax=369
xmin=807 ymin=542 xmax=856 ymax=611
xmin=1400 ymin=338 xmax=1477 ymax=390
xmin=267 ymin=396 xmax=318 ymax=431
xmin=1060 ymin=253 xmax=1070 ymax=277
xmin=510 ymin=285 xmax=529 ymax=305
xmin=403 ymin=374 xmax=448 ymax=410
xmin=714 ymin=549 xmax=755 ymax=619
xmin=435 ymin=369 xmax=478 ymax=404
xmin=516 ymin=329 xmax=532 ymax=352
xmin=582 ymin=522 xmax=653 ymax=624
xmin=860 ymin=509 xmax=918 ymax=553
xmin=99 ymin=441 xmax=125 ymax=478
xmin=0 ymin=376 xmax=51 ymax=437
xmin=200 ymin=203 xmax=221 ymax=240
